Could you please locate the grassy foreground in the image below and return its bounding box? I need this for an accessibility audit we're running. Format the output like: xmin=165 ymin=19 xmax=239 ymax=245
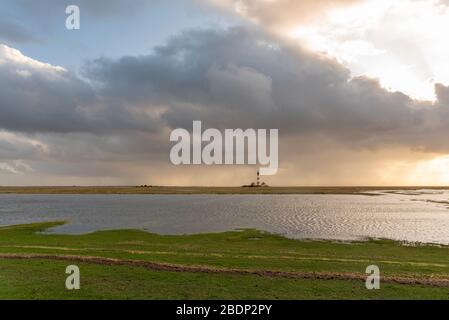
xmin=0 ymin=186 xmax=448 ymax=195
xmin=0 ymin=222 xmax=448 ymax=300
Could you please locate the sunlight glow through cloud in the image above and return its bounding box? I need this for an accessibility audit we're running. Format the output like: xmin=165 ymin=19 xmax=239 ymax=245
xmin=288 ymin=0 xmax=449 ymax=101
xmin=407 ymin=156 xmax=449 ymax=185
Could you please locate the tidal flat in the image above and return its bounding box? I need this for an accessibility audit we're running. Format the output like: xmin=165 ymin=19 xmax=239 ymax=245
xmin=1 ymin=186 xmax=449 ymax=195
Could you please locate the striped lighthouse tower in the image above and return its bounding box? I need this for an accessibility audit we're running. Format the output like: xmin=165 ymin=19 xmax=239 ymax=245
xmin=257 ymin=169 xmax=260 ymax=186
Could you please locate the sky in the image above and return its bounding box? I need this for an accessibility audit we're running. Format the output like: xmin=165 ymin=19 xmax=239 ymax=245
xmin=1 ymin=0 xmax=449 ymax=186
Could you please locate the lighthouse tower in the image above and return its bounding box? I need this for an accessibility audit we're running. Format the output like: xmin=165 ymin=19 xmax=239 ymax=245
xmin=257 ymin=170 xmax=260 ymax=186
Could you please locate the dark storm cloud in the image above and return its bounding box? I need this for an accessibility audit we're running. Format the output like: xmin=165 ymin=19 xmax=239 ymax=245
xmin=84 ymin=27 xmax=449 ymax=152
xmin=0 ymin=55 xmax=94 ymax=132
xmin=3 ymin=25 xmax=449 ymax=184
xmin=0 ymin=45 xmax=163 ymax=134
xmin=85 ymin=27 xmax=352 ymax=130
xmin=1 ymin=1 xmax=448 ymax=185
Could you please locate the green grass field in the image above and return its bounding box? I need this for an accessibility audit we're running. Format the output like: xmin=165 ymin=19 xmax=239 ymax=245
xmin=0 ymin=222 xmax=448 ymax=299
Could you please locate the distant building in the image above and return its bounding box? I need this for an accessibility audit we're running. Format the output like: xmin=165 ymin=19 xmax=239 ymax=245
xmin=242 ymin=169 xmax=269 ymax=187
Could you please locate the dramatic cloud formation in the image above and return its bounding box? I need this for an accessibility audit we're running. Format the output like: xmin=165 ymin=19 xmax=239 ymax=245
xmin=0 ymin=44 xmax=96 ymax=133
xmin=84 ymin=27 xmax=449 ymax=152
xmin=212 ymin=0 xmax=449 ymax=101
xmin=284 ymin=0 xmax=449 ymax=100
xmin=1 ymin=0 xmax=449 ymax=185
xmin=0 ymin=44 xmax=166 ymax=134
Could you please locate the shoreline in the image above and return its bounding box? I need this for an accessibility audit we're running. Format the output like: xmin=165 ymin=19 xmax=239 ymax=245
xmin=3 ymin=219 xmax=449 ymax=251
xmin=0 ymin=186 xmax=448 ymax=195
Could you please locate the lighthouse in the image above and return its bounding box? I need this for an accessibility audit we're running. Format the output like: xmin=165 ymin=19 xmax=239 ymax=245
xmin=257 ymin=169 xmax=260 ymax=186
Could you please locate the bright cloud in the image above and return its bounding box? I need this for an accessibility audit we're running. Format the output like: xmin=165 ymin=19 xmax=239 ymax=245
xmin=288 ymin=0 xmax=449 ymax=100
xmin=215 ymin=0 xmax=449 ymax=101
xmin=0 ymin=44 xmax=65 ymax=73
xmin=211 ymin=0 xmax=359 ymax=31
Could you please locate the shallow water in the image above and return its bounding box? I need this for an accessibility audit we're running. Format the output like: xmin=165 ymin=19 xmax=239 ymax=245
xmin=1 ymin=190 xmax=449 ymax=244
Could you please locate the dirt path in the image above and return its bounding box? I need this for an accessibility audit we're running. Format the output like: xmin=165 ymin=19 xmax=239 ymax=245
xmin=1 ymin=253 xmax=449 ymax=287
